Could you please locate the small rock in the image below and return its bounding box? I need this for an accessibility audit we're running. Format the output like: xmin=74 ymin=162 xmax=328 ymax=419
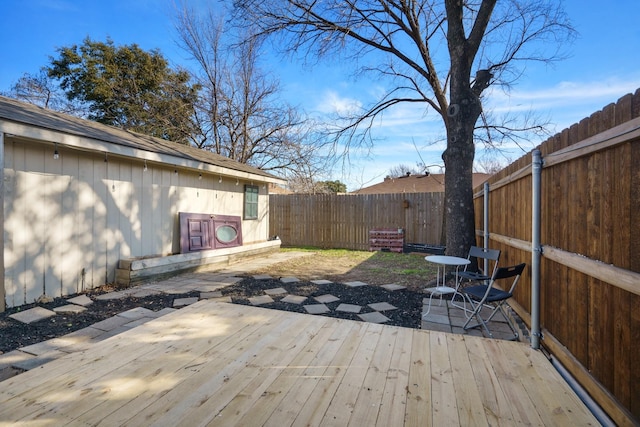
xmin=36 ymin=294 xmax=54 ymax=304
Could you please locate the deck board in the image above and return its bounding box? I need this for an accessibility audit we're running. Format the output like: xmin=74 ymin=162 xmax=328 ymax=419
xmin=0 ymin=300 xmax=599 ymax=426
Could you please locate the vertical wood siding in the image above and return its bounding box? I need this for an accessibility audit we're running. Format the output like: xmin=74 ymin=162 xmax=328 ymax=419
xmin=3 ymin=139 xmax=269 ymax=308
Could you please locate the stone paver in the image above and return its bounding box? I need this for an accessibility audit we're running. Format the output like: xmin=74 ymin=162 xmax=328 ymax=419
xmin=94 ymin=291 xmax=128 ymax=301
xmin=310 ymin=279 xmax=332 ymax=285
xmin=117 ymin=307 xmax=156 ymax=320
xmin=281 ymin=295 xmax=307 ymax=304
xmin=67 ymin=295 xmax=93 ymax=306
xmin=336 ymin=303 xmax=362 ymax=313
xmin=344 ymin=281 xmax=368 ymax=287
xmin=421 ymin=313 xmax=450 ymax=325
xmin=248 ymin=295 xmax=274 ymax=305
xmin=381 ymin=283 xmax=406 ymax=291
xmin=264 ymin=287 xmax=287 ymax=296
xmin=280 ymin=277 xmax=300 ymax=283
xmin=127 ymin=288 xmax=162 ymax=298
xmin=9 ymin=307 xmax=56 ymax=324
xmin=173 ymin=297 xmax=199 ymax=308
xmin=304 ymin=304 xmax=330 ymax=314
xmin=253 ymin=274 xmax=273 ymax=280
xmin=314 ymin=294 xmax=339 ymax=304
xmin=421 ymin=321 xmax=452 ymax=333
xmin=358 ymin=312 xmax=390 ymax=324
xmin=53 ymin=304 xmax=87 ymax=314
xmin=200 ymin=291 xmax=223 ymax=299
xmin=368 ymin=302 xmax=397 ymax=312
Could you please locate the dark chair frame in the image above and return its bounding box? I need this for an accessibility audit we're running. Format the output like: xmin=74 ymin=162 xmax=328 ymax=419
xmin=462 ymin=263 xmax=526 ymax=340
xmin=458 ymin=246 xmax=501 ymax=285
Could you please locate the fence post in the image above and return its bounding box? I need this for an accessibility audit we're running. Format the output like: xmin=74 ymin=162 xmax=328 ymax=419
xmin=483 ymin=182 xmax=490 ymax=274
xmin=531 ymin=149 xmax=542 ymax=349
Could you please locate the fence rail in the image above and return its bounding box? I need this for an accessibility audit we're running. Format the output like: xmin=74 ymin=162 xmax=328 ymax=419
xmin=269 ymin=192 xmax=445 ymax=250
xmin=268 ymin=89 xmax=640 ymax=425
xmin=474 ymin=89 xmax=640 ymax=426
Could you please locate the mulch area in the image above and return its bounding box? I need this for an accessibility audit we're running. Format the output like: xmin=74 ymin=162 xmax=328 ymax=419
xmin=0 ymin=277 xmax=426 ymax=354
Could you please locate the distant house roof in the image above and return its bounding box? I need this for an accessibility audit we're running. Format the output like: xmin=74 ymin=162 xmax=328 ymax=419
xmin=0 ymin=95 xmax=285 ymax=184
xmin=351 ymin=172 xmax=491 ymax=194
xmin=268 ymin=183 xmax=293 ymax=194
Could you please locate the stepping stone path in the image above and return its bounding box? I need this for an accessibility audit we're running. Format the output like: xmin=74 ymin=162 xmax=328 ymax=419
xmin=367 ymin=302 xmax=397 ymax=312
xmin=249 ymin=295 xmax=274 ymax=305
xmin=53 ymin=305 xmax=87 ymax=314
xmin=304 ymin=304 xmax=330 ymax=314
xmin=281 ymin=295 xmax=307 ymax=304
xmin=314 ymin=294 xmax=340 ymax=304
xmin=280 ymin=277 xmax=300 ymax=283
xmin=336 ymin=303 xmax=362 ymax=314
xmin=358 ymin=312 xmax=390 ymax=324
xmin=9 ymin=307 xmax=56 ymax=324
xmin=344 ymin=281 xmax=368 ymax=287
xmin=264 ymin=287 xmax=287 ymax=296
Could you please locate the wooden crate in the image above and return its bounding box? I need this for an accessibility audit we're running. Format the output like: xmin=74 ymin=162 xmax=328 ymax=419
xmin=369 ymin=228 xmax=404 ymax=253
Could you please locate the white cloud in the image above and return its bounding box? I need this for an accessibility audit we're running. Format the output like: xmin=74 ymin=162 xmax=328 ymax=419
xmin=315 ymin=90 xmax=363 ymax=115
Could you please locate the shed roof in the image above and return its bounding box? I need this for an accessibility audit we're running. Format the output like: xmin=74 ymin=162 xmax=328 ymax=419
xmin=352 ymin=172 xmax=491 ymax=194
xmin=0 ymin=96 xmax=284 ymax=183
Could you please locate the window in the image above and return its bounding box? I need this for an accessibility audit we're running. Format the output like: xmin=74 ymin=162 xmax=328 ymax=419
xmin=244 ymin=185 xmax=259 ymax=219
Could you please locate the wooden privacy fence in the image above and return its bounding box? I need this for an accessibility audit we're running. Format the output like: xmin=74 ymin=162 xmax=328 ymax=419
xmin=269 ymin=192 xmax=444 ymax=250
xmin=474 ymin=90 xmax=640 ymax=426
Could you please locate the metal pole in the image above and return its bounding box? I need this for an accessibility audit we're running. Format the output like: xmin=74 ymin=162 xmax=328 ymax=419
xmin=483 ymin=182 xmax=490 ymax=275
xmin=531 ymin=149 xmax=542 ymax=349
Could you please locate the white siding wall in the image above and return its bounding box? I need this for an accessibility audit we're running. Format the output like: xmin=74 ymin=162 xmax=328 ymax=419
xmin=3 ymin=138 xmax=270 ymax=307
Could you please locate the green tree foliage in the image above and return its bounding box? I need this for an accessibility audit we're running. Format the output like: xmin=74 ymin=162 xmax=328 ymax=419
xmin=320 ymin=180 xmax=347 ymax=193
xmin=47 ymin=38 xmax=200 ymax=143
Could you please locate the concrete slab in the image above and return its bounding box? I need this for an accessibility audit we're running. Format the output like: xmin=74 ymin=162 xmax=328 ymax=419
xmin=304 ymin=304 xmax=330 ymax=314
xmin=66 ymin=295 xmax=93 ymax=306
xmin=358 ymin=312 xmax=390 ymax=324
xmin=207 ymin=296 xmax=233 ymax=303
xmin=173 ymin=297 xmax=199 ymax=307
xmin=11 ymin=350 xmax=66 ymax=371
xmin=151 ymin=307 xmax=179 ymax=317
xmin=91 ymin=315 xmax=132 ymax=332
xmin=314 ymin=294 xmax=339 ymax=304
xmin=281 ymin=295 xmax=307 ymax=304
xmin=248 ymin=295 xmax=274 ymax=305
xmin=280 ymin=277 xmax=300 ymax=283
xmin=0 ymin=350 xmax=35 ymax=371
xmin=381 ymin=284 xmax=406 ymax=291
xmin=9 ymin=307 xmax=56 ymax=324
xmin=310 ymin=279 xmax=333 ymax=285
xmin=336 ymin=304 xmax=362 ymax=314
xmin=344 ymin=281 xmax=368 ymax=287
xmin=253 ymin=274 xmax=273 ymax=280
xmin=368 ymin=302 xmax=397 ymax=312
xmin=264 ymin=287 xmax=287 ymax=296
xmin=124 ymin=318 xmax=154 ymax=328
xmin=53 ymin=304 xmax=87 ymax=314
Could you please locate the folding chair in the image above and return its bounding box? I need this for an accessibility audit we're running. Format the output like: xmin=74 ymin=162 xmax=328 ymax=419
xmin=458 ymin=246 xmax=500 ymax=285
xmin=462 ymin=263 xmax=526 ymax=340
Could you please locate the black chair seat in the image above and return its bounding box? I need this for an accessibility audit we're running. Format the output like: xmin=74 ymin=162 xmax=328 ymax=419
xmin=464 ymin=285 xmax=511 ymax=302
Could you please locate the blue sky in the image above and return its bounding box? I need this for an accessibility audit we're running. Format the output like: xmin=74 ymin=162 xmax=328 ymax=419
xmin=2 ymin=1 xmax=640 ymax=190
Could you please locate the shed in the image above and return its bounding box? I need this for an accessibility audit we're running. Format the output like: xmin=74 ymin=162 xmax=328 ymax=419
xmin=0 ymin=96 xmax=286 ymax=311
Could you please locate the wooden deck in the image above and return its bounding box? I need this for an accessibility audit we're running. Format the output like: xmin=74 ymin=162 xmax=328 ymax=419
xmin=0 ymin=301 xmax=598 ymax=426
